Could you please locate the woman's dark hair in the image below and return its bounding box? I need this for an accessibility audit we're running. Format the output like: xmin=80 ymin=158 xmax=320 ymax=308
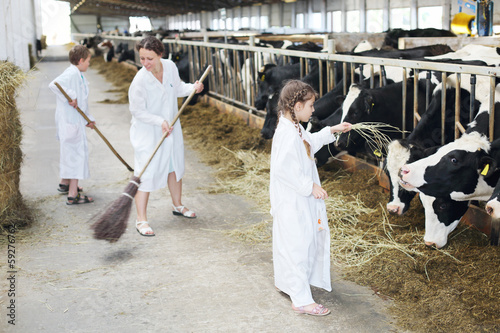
xmin=136 ymin=36 xmax=165 ymax=56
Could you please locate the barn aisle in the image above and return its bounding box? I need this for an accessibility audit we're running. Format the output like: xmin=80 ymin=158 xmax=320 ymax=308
xmin=4 ymin=54 xmax=399 ymax=332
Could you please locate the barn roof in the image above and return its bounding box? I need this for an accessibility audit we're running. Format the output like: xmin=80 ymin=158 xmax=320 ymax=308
xmin=65 ymin=0 xmax=280 ymax=18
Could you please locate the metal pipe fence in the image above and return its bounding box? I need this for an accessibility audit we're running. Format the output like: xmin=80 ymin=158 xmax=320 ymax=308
xmin=73 ymin=33 xmax=500 ymax=142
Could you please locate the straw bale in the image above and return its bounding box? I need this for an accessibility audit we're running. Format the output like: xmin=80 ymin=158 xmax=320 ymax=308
xmin=0 ymin=61 xmax=32 ymax=228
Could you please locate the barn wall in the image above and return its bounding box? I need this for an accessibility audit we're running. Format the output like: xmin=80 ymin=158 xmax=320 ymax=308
xmin=0 ymin=0 xmax=39 ymax=71
xmin=71 ymin=15 xmax=98 ymax=34
xmin=101 ymin=17 xmax=129 ymax=33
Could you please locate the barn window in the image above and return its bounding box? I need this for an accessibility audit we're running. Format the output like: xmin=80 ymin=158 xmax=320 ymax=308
xmin=260 ymin=16 xmax=269 ymax=30
xmin=233 ymin=18 xmax=240 ymax=31
xmin=310 ymin=12 xmax=322 ymax=31
xmin=329 ymin=11 xmax=342 ymax=32
xmin=418 ymin=6 xmax=443 ymax=29
xmin=367 ymin=9 xmax=384 ymax=32
xmin=390 ymin=8 xmax=411 ymax=29
xmin=129 ymin=17 xmax=152 ymax=34
xmin=296 ymin=13 xmax=304 ymax=29
xmin=346 ymin=10 xmax=360 ymax=32
xmin=241 ymin=17 xmax=250 ymax=29
xmin=226 ymin=18 xmax=233 ymax=30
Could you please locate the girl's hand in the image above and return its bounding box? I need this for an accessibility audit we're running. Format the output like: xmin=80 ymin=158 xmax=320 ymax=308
xmin=162 ymin=120 xmax=173 ymax=135
xmin=86 ymin=121 xmax=96 ymax=129
xmin=193 ymin=80 xmax=204 ymax=93
xmin=330 ymin=122 xmax=352 ymax=134
xmin=69 ymin=99 xmax=78 ymax=108
xmin=312 ymin=183 xmax=328 ymax=200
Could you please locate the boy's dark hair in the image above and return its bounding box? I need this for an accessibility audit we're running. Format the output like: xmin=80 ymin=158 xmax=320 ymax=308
xmin=136 ymin=36 xmax=165 ymax=56
xmin=69 ymin=45 xmax=91 ymax=65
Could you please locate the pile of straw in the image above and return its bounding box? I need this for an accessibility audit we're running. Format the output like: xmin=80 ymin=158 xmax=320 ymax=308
xmin=0 ymin=61 xmax=32 ymax=228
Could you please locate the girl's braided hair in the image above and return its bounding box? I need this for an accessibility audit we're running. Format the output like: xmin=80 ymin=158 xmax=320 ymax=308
xmin=277 ymin=80 xmax=318 ymax=159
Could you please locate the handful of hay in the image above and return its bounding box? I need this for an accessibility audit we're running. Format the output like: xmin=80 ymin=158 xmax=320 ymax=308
xmin=0 ymin=61 xmax=32 ymax=228
xmin=336 ymin=122 xmax=404 ymax=157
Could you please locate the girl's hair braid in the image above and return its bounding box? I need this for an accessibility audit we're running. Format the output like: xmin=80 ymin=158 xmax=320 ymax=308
xmin=277 ymin=80 xmax=318 ymax=159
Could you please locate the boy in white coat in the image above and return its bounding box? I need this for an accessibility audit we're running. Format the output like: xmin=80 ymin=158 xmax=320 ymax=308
xmin=49 ymin=45 xmax=96 ymax=205
xmin=270 ymin=80 xmax=351 ymax=316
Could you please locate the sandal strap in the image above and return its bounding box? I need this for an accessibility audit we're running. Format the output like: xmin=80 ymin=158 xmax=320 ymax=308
xmin=173 ymin=205 xmax=185 ymax=212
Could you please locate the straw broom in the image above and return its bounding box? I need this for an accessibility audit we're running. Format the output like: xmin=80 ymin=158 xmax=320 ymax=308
xmin=53 ymin=82 xmax=134 ymax=172
xmin=91 ymin=65 xmax=212 ymax=242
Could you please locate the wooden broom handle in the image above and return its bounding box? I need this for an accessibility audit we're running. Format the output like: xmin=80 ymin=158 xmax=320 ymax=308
xmin=53 ymin=82 xmax=134 ymax=172
xmin=138 ymin=65 xmax=212 ymax=178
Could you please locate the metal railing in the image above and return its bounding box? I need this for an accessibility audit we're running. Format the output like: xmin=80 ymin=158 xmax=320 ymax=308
xmin=73 ymin=33 xmax=500 ymax=142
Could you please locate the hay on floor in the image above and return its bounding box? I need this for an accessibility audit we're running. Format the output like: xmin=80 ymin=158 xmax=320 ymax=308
xmin=179 ymin=101 xmax=500 ymax=333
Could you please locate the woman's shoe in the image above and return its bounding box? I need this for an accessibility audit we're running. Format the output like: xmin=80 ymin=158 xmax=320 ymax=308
xmin=136 ymin=221 xmax=155 ymax=236
xmin=172 ymin=205 xmax=196 ymax=218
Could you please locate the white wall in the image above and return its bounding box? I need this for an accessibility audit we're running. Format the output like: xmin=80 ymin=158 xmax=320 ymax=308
xmin=0 ymin=0 xmax=39 ymax=71
xmin=71 ymin=15 xmax=98 ymax=34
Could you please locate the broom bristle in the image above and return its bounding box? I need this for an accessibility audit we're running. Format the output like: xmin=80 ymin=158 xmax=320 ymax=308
xmin=91 ymin=176 xmax=141 ymax=242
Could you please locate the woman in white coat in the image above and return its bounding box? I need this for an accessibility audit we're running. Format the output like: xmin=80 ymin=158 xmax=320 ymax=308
xmin=129 ymin=36 xmax=204 ymax=236
xmin=270 ymin=80 xmax=351 ymax=316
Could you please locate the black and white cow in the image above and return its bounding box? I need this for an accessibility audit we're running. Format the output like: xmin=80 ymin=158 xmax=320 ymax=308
xmin=385 ymin=73 xmax=496 ymax=216
xmin=335 ymin=77 xmax=431 ymax=154
xmin=97 ymin=40 xmax=115 ymax=62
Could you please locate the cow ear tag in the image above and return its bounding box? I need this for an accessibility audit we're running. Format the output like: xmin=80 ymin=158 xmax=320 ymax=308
xmin=260 ymin=74 xmax=266 ymax=82
xmin=481 ymin=164 xmax=490 ymax=176
xmin=373 ymin=149 xmax=382 ymax=157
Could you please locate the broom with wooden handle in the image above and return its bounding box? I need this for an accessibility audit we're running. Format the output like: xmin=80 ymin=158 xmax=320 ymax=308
xmin=91 ymin=65 xmax=212 ymax=242
xmin=54 ymin=82 xmax=134 ymax=172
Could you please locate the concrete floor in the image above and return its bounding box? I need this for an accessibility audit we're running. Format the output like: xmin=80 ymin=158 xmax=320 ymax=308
xmin=1 ymin=45 xmax=402 ymax=332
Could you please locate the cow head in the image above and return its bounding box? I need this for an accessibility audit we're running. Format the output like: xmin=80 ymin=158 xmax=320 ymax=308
xmin=260 ymin=93 xmax=280 ymax=139
xmin=385 ymin=140 xmax=442 ymax=215
xmin=255 ymin=64 xmax=277 ymax=110
xmin=399 ymin=132 xmax=497 ymax=201
xmin=336 ymin=85 xmax=372 ymax=151
xmin=420 ymin=193 xmax=469 ymax=249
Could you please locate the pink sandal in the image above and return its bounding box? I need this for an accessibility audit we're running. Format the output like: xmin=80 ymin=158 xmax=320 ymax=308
xmin=292 ymin=303 xmax=331 ymax=316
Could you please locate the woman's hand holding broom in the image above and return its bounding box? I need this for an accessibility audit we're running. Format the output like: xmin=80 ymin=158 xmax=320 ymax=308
xmin=91 ymin=65 xmax=212 ymax=242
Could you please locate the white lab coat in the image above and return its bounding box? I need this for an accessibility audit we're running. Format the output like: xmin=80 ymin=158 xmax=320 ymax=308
xmin=270 ymin=117 xmax=336 ymax=307
xmin=128 ymin=58 xmax=194 ymax=192
xmin=49 ymin=65 xmax=94 ymax=179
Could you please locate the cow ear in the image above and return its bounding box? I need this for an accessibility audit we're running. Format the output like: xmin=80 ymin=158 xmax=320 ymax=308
xmin=479 ymin=156 xmax=497 ymax=178
xmin=365 ymin=95 xmax=374 ymax=114
xmin=335 ymin=95 xmax=346 ymax=105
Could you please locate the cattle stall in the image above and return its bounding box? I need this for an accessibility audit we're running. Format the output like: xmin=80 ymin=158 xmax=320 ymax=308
xmin=76 ymin=32 xmax=500 ymax=242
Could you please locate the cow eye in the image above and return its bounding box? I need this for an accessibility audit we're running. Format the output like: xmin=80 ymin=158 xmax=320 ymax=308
xmin=439 ymin=203 xmax=447 ymax=210
xmin=450 ymin=157 xmax=458 ymax=164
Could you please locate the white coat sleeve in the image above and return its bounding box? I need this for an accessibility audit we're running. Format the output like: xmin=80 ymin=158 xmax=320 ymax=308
xmin=306 ymin=126 xmax=337 ymax=154
xmin=272 ymin=138 xmax=313 ymax=197
xmin=128 ymin=78 xmax=164 ymax=127
xmin=48 ymin=71 xmax=77 ymax=103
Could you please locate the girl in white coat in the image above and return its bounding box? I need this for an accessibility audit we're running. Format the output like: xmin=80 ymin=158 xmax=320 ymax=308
xmin=129 ymin=36 xmax=204 ymax=236
xmin=270 ymin=80 xmax=351 ymax=316
xmin=49 ymin=45 xmax=96 ymax=205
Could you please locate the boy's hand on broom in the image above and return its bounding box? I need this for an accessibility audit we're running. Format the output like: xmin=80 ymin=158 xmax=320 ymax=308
xmin=69 ymin=98 xmax=78 ymax=108
xmin=162 ymin=120 xmax=174 ymax=135
xmin=312 ymin=183 xmax=328 ymax=200
xmin=86 ymin=121 xmax=96 ymax=129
